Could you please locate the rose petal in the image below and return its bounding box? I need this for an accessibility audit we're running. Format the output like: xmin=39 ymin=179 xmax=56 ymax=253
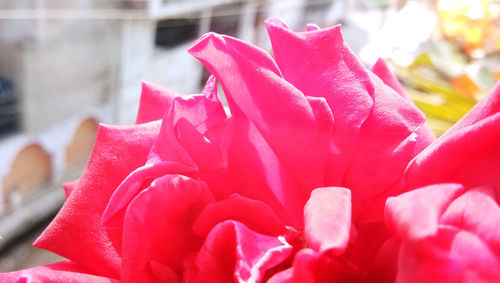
xmin=265 ymin=18 xmax=372 ymax=187
xmin=101 ymin=161 xmax=194 ymax=231
xmin=348 ymin=221 xmax=391 ymax=270
xmin=265 ymin=18 xmax=432 ymax=222
xmin=34 ymin=122 xmax=161 ymax=278
xmin=188 ymin=31 xmax=333 ymax=207
xmin=62 ymin=179 xmax=79 ymax=200
xmin=370 ymin=58 xmax=409 ymax=102
xmin=0 ymin=261 xmax=118 ymax=283
xmin=150 ymin=261 xmax=180 ymax=283
xmin=304 ymin=187 xmax=351 ymax=254
xmin=360 ymin=238 xmax=400 ymax=282
xmin=136 ymin=81 xmax=176 ymax=124
xmin=370 ymin=58 xmax=435 ymax=151
xmin=121 ymin=175 xmax=214 ymax=282
xmin=407 ymin=113 xmax=500 ymax=190
xmin=397 ymin=228 xmax=500 ymax=283
xmin=306 ymin=23 xmax=321 ymax=31
xmin=290 ymin=248 xmax=361 ymax=282
xmin=222 ymin=118 xmax=301 ymax=226
xmin=385 ymin=183 xmax=464 ymax=242
xmin=184 ymin=220 xmax=292 ymax=283
xmin=440 ymin=186 xmax=500 ymax=252
xmin=193 ymin=193 xmax=287 ymax=237
xmin=406 ymin=82 xmax=500 ymax=190
xmin=267 ymin=268 xmax=293 ymax=283
xmin=149 ymin=81 xmax=227 ymax=168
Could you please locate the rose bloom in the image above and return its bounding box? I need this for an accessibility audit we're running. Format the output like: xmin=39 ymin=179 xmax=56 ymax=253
xmin=2 ymin=18 xmax=499 ymax=283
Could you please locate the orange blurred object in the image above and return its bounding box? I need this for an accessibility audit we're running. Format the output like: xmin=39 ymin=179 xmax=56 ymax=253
xmin=451 ymin=75 xmax=482 ymax=99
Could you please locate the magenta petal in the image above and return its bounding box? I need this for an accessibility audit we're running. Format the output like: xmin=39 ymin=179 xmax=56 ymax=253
xmin=306 ymin=23 xmax=321 ymax=31
xmin=149 ymin=261 xmax=180 ymax=283
xmin=370 ymin=58 xmax=409 ymax=101
xmin=149 ymin=81 xmax=227 ymax=169
xmin=360 ymin=238 xmax=400 ymax=282
xmin=370 ymin=58 xmax=436 ymax=149
xmin=101 ymin=161 xmax=194 ymax=231
xmin=440 ymin=186 xmax=500 ymax=251
xmin=266 ymin=18 xmax=432 ymax=222
xmin=62 ymin=179 xmax=79 ymax=200
xmin=34 ymin=122 xmax=161 ymax=278
xmin=222 ymin=118 xmax=302 ymax=226
xmin=184 ymin=220 xmax=292 ymax=283
xmin=136 ymin=81 xmax=176 ymax=124
xmin=385 ymin=183 xmax=464 ymax=241
xmin=121 ymin=175 xmax=214 ymax=283
xmin=304 ymin=187 xmax=351 ymax=254
xmin=291 ymin=248 xmax=361 ymax=282
xmin=0 ymin=261 xmax=118 ymax=283
xmin=193 ymin=193 xmax=287 ymax=237
xmin=267 ymin=268 xmax=293 ymax=283
xmin=397 ymin=228 xmax=500 ymax=283
xmin=265 ymin=18 xmax=371 ymax=185
xmin=406 ymin=82 xmax=500 ymax=190
xmin=188 ymin=31 xmax=333 ymax=200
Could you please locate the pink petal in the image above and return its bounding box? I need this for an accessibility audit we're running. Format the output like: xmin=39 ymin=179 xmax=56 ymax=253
xmin=406 ymin=82 xmax=500 ymax=190
xmin=62 ymin=179 xmax=79 ymax=200
xmin=440 ymin=186 xmax=500 ymax=252
xmin=265 ymin=18 xmax=371 ymax=186
xmin=265 ymin=18 xmax=432 ymax=222
xmin=34 ymin=122 xmax=161 ymax=278
xmin=360 ymin=238 xmax=400 ymax=282
xmin=348 ymin=221 xmax=391 ymax=270
xmin=370 ymin=58 xmax=435 ymax=150
xmin=188 ymin=32 xmax=333 ymax=209
xmin=0 ymin=261 xmax=118 ymax=283
xmin=385 ymin=183 xmax=464 ymax=241
xmin=306 ymin=23 xmax=321 ymax=31
xmin=136 ymin=81 xmax=176 ymax=124
xmin=221 ymin=118 xmax=302 ymax=227
xmin=193 ymin=193 xmax=287 ymax=237
xmin=290 ymin=248 xmax=361 ymax=282
xmin=267 ymin=268 xmax=293 ymax=283
xmin=101 ymin=161 xmax=195 ymax=231
xmin=396 ymin=228 xmax=500 ymax=283
xmin=150 ymin=261 xmax=180 ymax=283
xmin=121 ymin=175 xmax=214 ymax=282
xmin=184 ymin=220 xmax=292 ymax=283
xmin=304 ymin=187 xmax=351 ymax=254
xmin=149 ymin=83 xmax=226 ymax=169
xmin=370 ymin=58 xmax=409 ymax=101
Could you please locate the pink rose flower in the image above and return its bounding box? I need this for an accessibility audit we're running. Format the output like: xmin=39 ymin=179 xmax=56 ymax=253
xmin=385 ymin=83 xmax=500 ymax=282
xmin=13 ymin=16 xmax=500 ymax=282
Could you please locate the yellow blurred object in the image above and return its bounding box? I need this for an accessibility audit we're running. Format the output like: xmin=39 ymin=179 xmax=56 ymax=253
xmin=437 ymin=0 xmax=500 ymax=55
xmin=395 ymin=64 xmax=478 ymax=136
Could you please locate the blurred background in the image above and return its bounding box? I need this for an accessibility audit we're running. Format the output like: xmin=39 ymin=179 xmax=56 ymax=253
xmin=0 ymin=0 xmax=499 ymax=272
